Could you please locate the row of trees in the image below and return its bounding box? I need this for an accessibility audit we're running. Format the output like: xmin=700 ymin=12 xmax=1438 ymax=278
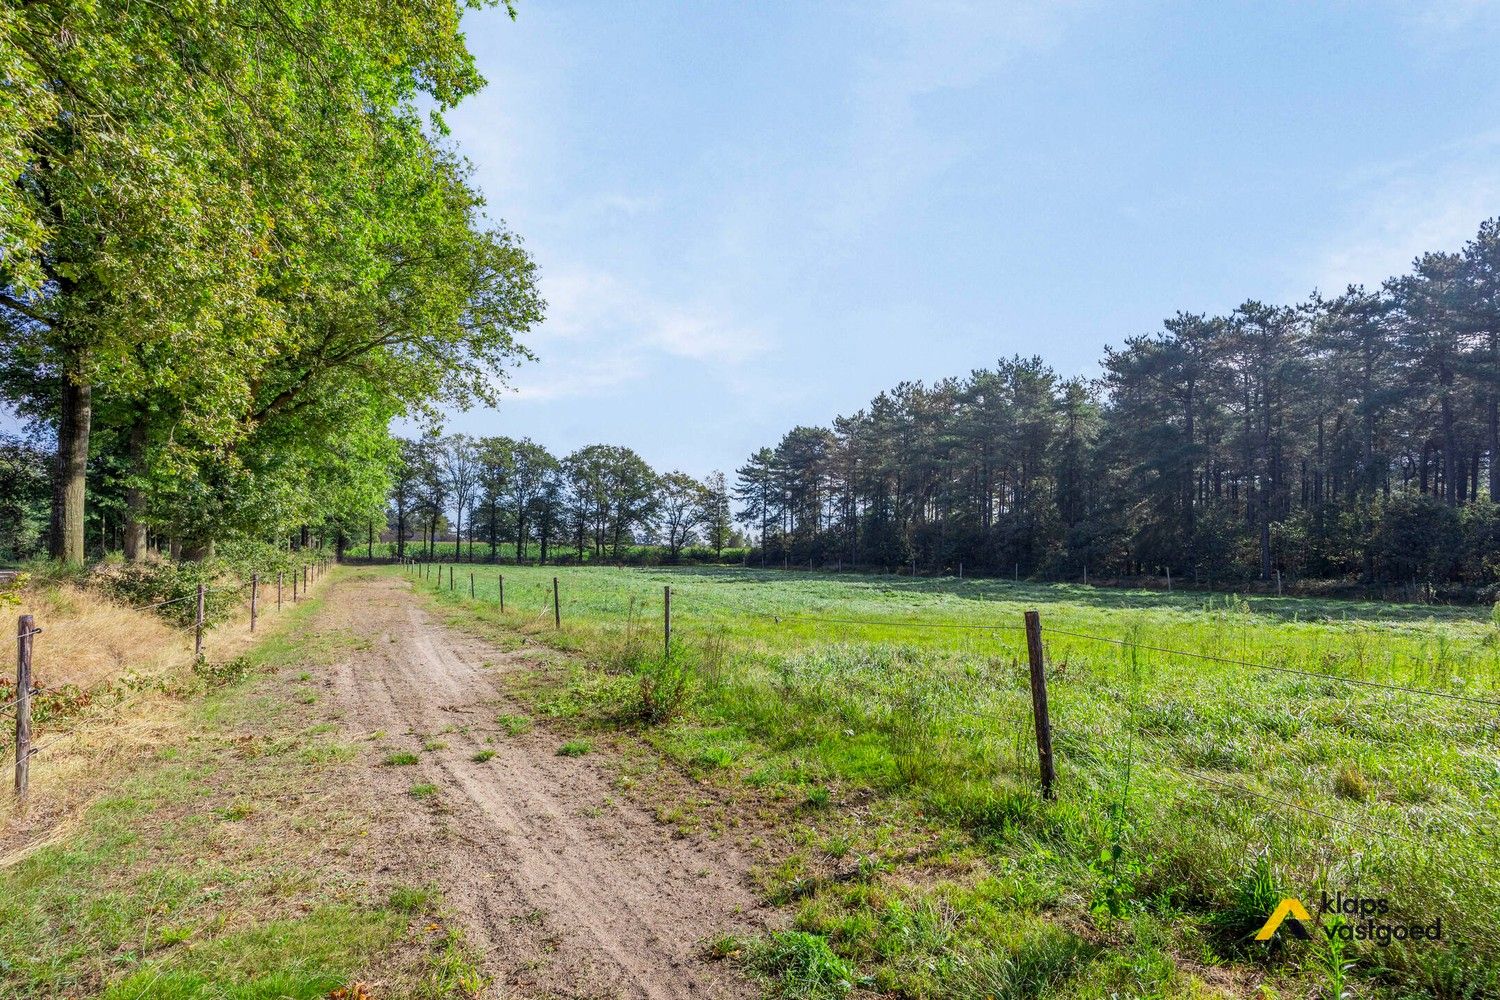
xmin=0 ymin=2 xmax=539 ymax=563
xmin=734 ymin=220 xmax=1500 ymax=588
xmin=388 ymin=435 xmax=740 ymax=563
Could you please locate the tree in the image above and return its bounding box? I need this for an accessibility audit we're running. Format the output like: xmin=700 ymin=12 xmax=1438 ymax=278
xmin=601 ymin=447 xmax=659 ymax=559
xmin=657 ymin=472 xmax=704 ymax=561
xmin=1 ymin=1 xmax=539 ymax=563
xmin=699 ymin=471 xmax=733 ymax=557
xmin=0 ymin=435 xmax=49 ymax=560
xmin=506 ymin=440 xmax=558 ymax=564
xmin=388 ymin=439 xmax=426 ymax=559
xmin=442 ymin=435 xmax=481 ymax=560
xmin=734 ymin=448 xmax=777 ymax=564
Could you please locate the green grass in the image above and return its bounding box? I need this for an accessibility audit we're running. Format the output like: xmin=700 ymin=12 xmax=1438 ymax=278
xmin=471 ymin=749 xmax=496 ymax=763
xmin=384 ymin=750 xmax=419 ymax=766
xmin=494 ymin=713 xmax=531 ymax=736
xmin=0 ymin=569 xmax=483 ymax=999
xmin=408 ymin=782 xmax=439 ymax=799
xmin=411 ymin=561 xmax=1500 ymax=999
xmin=556 ymin=739 xmax=592 ymax=757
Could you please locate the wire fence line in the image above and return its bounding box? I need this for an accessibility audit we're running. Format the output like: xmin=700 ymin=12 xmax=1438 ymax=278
xmin=412 ymin=561 xmax=1500 ymax=713
xmin=1040 ymin=624 xmax=1500 ymax=709
xmin=1145 ymin=752 xmax=1500 ymax=870
xmin=8 ymin=555 xmax=340 ymax=800
xmin=407 ymin=562 xmax=1500 ymax=860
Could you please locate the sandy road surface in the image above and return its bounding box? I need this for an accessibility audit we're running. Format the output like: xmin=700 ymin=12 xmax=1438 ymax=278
xmin=320 ymin=573 xmax=761 ymax=999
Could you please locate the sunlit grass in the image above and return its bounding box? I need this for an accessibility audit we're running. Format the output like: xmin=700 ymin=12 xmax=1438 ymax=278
xmin=413 ymin=562 xmax=1500 ymax=998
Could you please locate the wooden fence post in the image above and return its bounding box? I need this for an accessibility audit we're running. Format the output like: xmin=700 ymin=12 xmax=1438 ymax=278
xmin=664 ymin=585 xmax=671 ymax=658
xmin=250 ymin=573 xmax=259 ymax=632
xmin=470 ymin=572 xmax=475 ymax=598
xmin=1024 ymin=610 xmax=1056 ymax=800
xmin=292 ymin=567 xmax=299 ymax=602
xmin=499 ymin=575 xmax=505 ymax=611
xmin=449 ymin=566 xmax=454 ymax=592
xmin=194 ymin=583 xmax=206 ymax=659
xmin=552 ymin=577 xmax=560 ymax=628
xmin=277 ymin=571 xmax=283 ymax=610
xmin=303 ymin=564 xmax=309 ymax=593
xmin=15 ymin=615 xmax=34 ymax=804
xmin=1166 ymin=567 xmax=1172 ymax=592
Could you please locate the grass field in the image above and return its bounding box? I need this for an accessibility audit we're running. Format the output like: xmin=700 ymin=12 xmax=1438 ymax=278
xmin=413 ymin=562 xmax=1500 ymax=1000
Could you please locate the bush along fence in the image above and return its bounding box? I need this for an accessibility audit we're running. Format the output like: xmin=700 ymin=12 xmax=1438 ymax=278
xmin=7 ymin=556 xmax=338 ymax=805
xmin=402 ymin=559 xmax=1500 ymax=870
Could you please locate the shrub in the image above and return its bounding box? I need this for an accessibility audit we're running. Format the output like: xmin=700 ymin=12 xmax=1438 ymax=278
xmin=98 ymin=560 xmax=239 ymax=628
xmin=637 ymin=650 xmax=694 ymax=724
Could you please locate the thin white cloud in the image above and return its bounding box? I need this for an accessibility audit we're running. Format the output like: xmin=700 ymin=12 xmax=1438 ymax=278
xmin=1305 ymin=140 xmax=1500 ymax=293
xmin=504 ymin=263 xmax=771 ymax=402
xmin=510 ymin=351 xmax=645 ymax=402
xmin=810 ymin=1 xmax=1084 ymax=239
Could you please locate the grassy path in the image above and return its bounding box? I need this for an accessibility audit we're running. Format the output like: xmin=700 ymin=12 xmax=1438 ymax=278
xmin=0 ymin=574 xmax=486 ymax=998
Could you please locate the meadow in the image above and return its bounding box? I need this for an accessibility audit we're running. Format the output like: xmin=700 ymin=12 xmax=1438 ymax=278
xmin=411 ymin=562 xmax=1500 ymax=1000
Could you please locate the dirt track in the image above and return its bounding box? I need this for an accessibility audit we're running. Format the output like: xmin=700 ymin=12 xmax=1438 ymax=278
xmin=321 ymin=573 xmax=760 ymax=999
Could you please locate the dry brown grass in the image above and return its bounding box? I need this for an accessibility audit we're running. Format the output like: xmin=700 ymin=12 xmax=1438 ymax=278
xmin=0 ymin=573 xmax=334 ymax=842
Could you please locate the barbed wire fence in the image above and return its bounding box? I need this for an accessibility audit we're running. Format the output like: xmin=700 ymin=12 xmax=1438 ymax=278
xmin=8 ymin=554 xmax=342 ymax=806
xmin=404 ymin=557 xmax=1500 ymax=872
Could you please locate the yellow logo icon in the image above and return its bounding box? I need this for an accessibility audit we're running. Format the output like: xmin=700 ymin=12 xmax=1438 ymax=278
xmin=1255 ymin=898 xmax=1313 ymax=940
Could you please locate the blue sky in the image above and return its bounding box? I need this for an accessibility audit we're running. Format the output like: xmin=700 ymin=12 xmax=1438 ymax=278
xmin=12 ymin=3 xmax=1500 ymax=475
xmin=437 ymin=1 xmax=1500 ymax=478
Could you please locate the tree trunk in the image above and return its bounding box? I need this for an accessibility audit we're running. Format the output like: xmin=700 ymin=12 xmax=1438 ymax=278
xmin=1489 ymin=390 xmax=1499 ymax=502
xmin=123 ymin=417 xmax=148 ymax=561
xmin=49 ymin=365 xmax=91 ymax=564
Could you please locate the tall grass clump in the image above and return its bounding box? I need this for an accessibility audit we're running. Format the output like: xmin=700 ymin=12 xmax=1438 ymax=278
xmin=741 ymin=930 xmax=855 ymax=999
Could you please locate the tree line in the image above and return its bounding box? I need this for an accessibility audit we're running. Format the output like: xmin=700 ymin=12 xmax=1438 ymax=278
xmin=0 ymin=2 xmax=539 ymax=563
xmin=735 ymin=219 xmax=1500 ymax=591
xmin=388 ymin=434 xmax=740 ymax=564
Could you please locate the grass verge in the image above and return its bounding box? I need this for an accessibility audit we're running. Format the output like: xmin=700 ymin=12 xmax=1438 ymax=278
xmin=0 ymin=571 xmax=486 ymax=999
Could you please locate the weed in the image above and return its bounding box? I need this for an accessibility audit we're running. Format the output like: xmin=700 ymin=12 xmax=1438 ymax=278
xmin=471 ymin=749 xmax=496 ymax=763
xmin=1333 ymin=763 xmax=1372 ymax=801
xmin=638 ymin=649 xmax=695 ymax=723
xmin=741 ymin=930 xmax=855 ymax=999
xmin=408 ymin=783 xmax=438 ymax=799
xmin=557 ymin=739 xmax=592 ymax=757
xmin=422 ymin=928 xmax=488 ymax=997
xmin=388 ymin=885 xmax=437 ymax=913
xmin=1317 ymin=917 xmax=1355 ymax=1000
xmin=691 ymin=746 xmax=736 ymax=770
xmin=948 ymin=926 xmax=1095 ymax=1000
xmin=495 ymin=713 xmax=531 ymax=736
xmin=1213 ymin=849 xmax=1285 ymax=953
xmin=384 ymin=751 xmax=419 ymax=766
xmin=194 ymin=655 xmax=255 ymax=688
